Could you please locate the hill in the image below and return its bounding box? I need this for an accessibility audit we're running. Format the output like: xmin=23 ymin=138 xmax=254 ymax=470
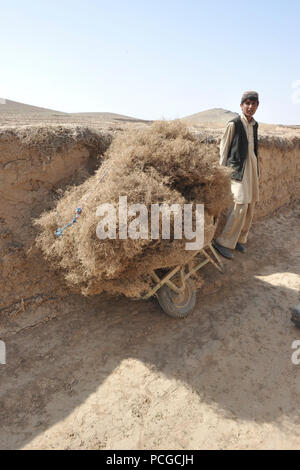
xmin=0 ymin=99 xmax=149 ymax=122
xmin=0 ymin=98 xmax=66 ymax=115
xmin=71 ymin=112 xmax=151 ymax=123
xmin=183 ymin=108 xmax=239 ymax=123
xmin=0 ymin=99 xmax=150 ymax=126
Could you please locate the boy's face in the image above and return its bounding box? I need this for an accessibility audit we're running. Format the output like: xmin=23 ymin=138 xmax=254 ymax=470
xmin=240 ymin=99 xmax=259 ymax=120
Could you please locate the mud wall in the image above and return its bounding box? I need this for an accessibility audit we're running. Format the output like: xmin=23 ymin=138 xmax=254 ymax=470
xmin=0 ymin=126 xmax=111 ymax=314
xmin=254 ymin=136 xmax=300 ymax=220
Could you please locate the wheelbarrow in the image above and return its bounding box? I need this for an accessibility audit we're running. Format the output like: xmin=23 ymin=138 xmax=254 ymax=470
xmin=142 ymin=242 xmax=224 ymax=318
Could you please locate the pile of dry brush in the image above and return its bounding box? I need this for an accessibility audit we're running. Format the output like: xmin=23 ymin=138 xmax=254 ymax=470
xmin=35 ymin=121 xmax=232 ymax=298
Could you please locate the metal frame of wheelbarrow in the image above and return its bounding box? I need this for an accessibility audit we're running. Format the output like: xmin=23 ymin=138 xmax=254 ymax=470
xmin=142 ymin=242 xmax=224 ymax=318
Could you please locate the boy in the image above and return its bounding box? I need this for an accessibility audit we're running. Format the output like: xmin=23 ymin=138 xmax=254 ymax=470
xmin=213 ymin=91 xmax=260 ymax=259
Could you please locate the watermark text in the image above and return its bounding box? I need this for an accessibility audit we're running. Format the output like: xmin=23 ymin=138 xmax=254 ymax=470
xmin=291 ymin=80 xmax=300 ymax=104
xmin=96 ymin=197 xmax=204 ymax=251
xmin=291 ymin=340 xmax=300 ymax=365
xmin=0 ymin=341 xmax=6 ymax=365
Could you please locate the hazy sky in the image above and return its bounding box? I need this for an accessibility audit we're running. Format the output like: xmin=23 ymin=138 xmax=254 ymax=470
xmin=1 ymin=0 xmax=299 ymax=124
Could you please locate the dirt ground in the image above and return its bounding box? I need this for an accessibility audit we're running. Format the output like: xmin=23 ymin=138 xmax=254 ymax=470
xmin=0 ymin=202 xmax=299 ymax=450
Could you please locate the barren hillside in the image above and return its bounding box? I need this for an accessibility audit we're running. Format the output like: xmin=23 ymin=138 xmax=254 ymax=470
xmin=183 ymin=108 xmax=239 ymax=123
xmin=0 ymin=99 xmax=66 ymax=115
xmin=0 ymin=99 xmax=151 ymax=128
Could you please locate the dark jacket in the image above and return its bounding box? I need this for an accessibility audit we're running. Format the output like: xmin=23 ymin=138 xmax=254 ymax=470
xmin=226 ymin=115 xmax=259 ymax=181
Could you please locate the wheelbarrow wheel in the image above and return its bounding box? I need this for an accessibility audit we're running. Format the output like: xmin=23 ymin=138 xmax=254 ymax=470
xmin=156 ymin=278 xmax=196 ymax=319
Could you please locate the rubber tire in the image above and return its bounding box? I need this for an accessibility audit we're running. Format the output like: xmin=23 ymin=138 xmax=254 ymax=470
xmin=156 ymin=279 xmax=196 ymax=319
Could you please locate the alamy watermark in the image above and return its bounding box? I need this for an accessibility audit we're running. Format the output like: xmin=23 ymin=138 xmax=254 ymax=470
xmin=0 ymin=340 xmax=6 ymax=365
xmin=96 ymin=197 xmax=205 ymax=251
xmin=291 ymin=80 xmax=300 ymax=104
xmin=0 ymin=98 xmax=6 ymax=105
xmin=291 ymin=340 xmax=300 ymax=365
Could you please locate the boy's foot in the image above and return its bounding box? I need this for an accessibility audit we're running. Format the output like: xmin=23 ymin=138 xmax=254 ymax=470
xmin=235 ymin=242 xmax=247 ymax=253
xmin=291 ymin=303 xmax=300 ymax=329
xmin=212 ymin=240 xmax=234 ymax=260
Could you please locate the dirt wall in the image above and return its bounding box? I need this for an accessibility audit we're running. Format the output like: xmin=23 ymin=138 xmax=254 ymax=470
xmin=254 ymin=136 xmax=300 ymax=219
xmin=0 ymin=125 xmax=111 ymax=313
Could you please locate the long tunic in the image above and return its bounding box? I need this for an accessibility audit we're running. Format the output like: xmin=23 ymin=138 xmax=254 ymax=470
xmin=219 ymin=113 xmax=259 ymax=204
